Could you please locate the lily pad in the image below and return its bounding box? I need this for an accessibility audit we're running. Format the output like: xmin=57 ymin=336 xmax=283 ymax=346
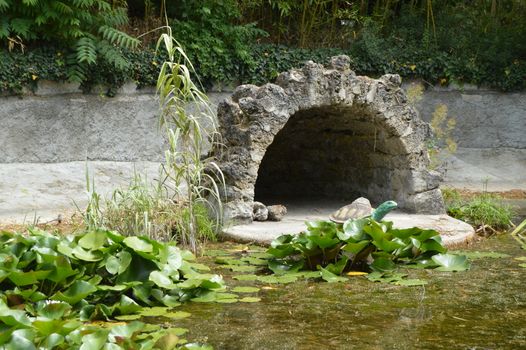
xmin=432 ymin=253 xmax=471 ymax=272
xmin=203 ymin=250 xmax=231 ymax=257
xmin=232 ymin=274 xmax=258 ymax=281
xmin=319 ymin=267 xmax=348 ymax=283
xmin=139 ymin=307 xmax=171 ymax=317
xmin=239 ymin=297 xmax=261 ymax=303
xmin=164 ymin=311 xmax=192 ymax=319
xmin=114 ymin=314 xmax=141 ymax=321
xmin=231 ymin=286 xmax=260 ymax=293
xmin=223 ymin=265 xmax=258 ymax=272
xmin=394 ymin=279 xmax=428 ymax=286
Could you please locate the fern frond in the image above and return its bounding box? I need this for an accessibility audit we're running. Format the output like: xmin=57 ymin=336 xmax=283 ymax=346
xmin=0 ymin=0 xmax=9 ymax=11
xmin=10 ymin=18 xmax=32 ymax=38
xmin=99 ymin=25 xmax=139 ymax=49
xmin=66 ymin=52 xmax=88 ymax=82
xmin=75 ymin=35 xmax=97 ymax=64
xmin=72 ymin=0 xmax=95 ymax=8
xmin=0 ymin=17 xmax=9 ymax=39
xmin=53 ymin=1 xmax=73 ymax=15
xmin=97 ymin=39 xmax=129 ymax=70
xmin=22 ymin=0 xmax=38 ymax=6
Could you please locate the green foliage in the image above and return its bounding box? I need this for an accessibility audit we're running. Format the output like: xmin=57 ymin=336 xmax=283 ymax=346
xmin=169 ymin=0 xmax=267 ymax=85
xmin=266 ymin=217 xmax=470 ymax=280
xmin=0 ymin=0 xmax=139 ymax=84
xmin=0 ymin=228 xmax=223 ymax=348
xmin=156 ymin=28 xmax=225 ymax=252
xmin=443 ymin=189 xmax=515 ymax=231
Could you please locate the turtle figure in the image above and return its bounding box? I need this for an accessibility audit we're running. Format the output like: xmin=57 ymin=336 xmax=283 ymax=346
xmin=329 ymin=197 xmax=398 ymax=224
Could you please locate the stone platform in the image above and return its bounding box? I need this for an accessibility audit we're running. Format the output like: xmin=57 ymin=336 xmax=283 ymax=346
xmin=222 ymin=202 xmax=475 ymax=247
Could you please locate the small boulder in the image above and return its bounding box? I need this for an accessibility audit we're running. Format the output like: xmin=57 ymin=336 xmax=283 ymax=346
xmin=253 ymin=201 xmax=268 ymax=221
xmin=267 ymin=205 xmax=287 ymax=221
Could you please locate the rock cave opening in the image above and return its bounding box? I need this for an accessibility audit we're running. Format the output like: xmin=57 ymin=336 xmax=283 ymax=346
xmin=217 ymin=56 xmax=445 ymax=224
xmin=254 ymin=105 xmax=403 ymax=209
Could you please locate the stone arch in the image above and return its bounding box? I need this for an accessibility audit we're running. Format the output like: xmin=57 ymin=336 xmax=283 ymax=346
xmin=217 ymin=56 xmax=444 ymax=223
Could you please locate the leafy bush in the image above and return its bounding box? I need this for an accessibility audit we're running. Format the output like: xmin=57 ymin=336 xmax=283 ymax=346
xmin=266 ymin=217 xmax=470 ymax=282
xmin=0 ymin=0 xmax=140 ymax=83
xmin=443 ymin=189 xmax=515 ymax=232
xmin=0 ymin=228 xmax=224 ymax=348
xmin=169 ymin=0 xmax=267 ymax=85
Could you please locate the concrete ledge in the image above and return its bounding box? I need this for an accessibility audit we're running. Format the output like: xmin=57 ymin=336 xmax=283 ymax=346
xmin=222 ymin=211 xmax=475 ymax=247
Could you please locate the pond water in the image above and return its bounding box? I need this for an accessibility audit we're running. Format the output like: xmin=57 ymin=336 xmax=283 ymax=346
xmin=170 ymin=236 xmax=526 ymax=349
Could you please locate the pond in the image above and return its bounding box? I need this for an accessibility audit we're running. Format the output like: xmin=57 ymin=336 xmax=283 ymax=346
xmin=169 ymin=236 xmax=525 ymax=349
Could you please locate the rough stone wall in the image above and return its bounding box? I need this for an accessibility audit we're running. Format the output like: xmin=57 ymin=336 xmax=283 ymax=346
xmin=217 ymin=56 xmax=445 ymax=223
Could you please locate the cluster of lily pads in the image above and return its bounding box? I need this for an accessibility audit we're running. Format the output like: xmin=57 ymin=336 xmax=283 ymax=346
xmin=265 ymin=218 xmax=471 ymax=283
xmin=0 ymin=228 xmax=226 ymax=349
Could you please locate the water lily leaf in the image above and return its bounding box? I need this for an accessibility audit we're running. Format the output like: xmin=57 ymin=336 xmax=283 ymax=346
xmin=231 ymin=286 xmax=260 ymax=293
xmin=514 ymin=256 xmax=526 ymax=261
xmin=32 ymin=319 xmax=68 ymax=336
xmin=105 ymin=251 xmax=132 ymax=275
xmin=80 ymin=329 xmax=109 ymax=350
xmin=108 ymin=321 xmax=144 ymax=343
xmin=215 ymin=298 xmax=238 ymax=304
xmin=7 ymin=329 xmax=37 ymax=350
xmin=519 ymin=263 xmax=526 ymax=268
xmin=203 ymin=249 xmax=231 ymax=257
xmin=51 ymin=280 xmax=97 ymax=304
xmin=232 ymin=274 xmax=258 ymax=281
xmin=390 ymin=227 xmax=424 ymax=239
xmin=159 ymin=246 xmax=183 ymax=271
xmin=240 ymin=257 xmax=268 ymax=266
xmin=150 ymin=271 xmax=176 ymax=289
xmin=239 ymin=297 xmax=261 ymax=303
xmin=247 ymin=252 xmax=272 ymax=259
xmin=371 ymin=257 xmax=396 ymax=272
xmin=186 ymin=262 xmax=210 ymax=271
xmin=325 ymin=256 xmax=349 ymax=275
xmin=37 ymin=301 xmax=71 ymax=320
xmin=72 ymin=246 xmax=103 ymax=262
xmin=308 ymin=234 xmax=340 ymax=249
xmin=8 ymin=269 xmax=51 ymax=286
xmin=47 ymin=256 xmax=78 ymax=283
xmin=268 ymin=258 xmax=303 ymax=275
xmin=44 ymin=333 xmax=64 ymax=349
xmin=432 ymin=254 xmax=471 ymax=272
xmin=114 ymin=314 xmax=141 ymax=321
xmin=257 ymin=275 xmax=298 ymax=284
xmin=123 ymin=236 xmax=153 ymax=253
xmin=319 ymin=266 xmax=347 ymax=283
xmin=366 ymin=271 xmax=407 ymax=283
xmin=163 ymin=311 xmax=191 ymax=319
xmin=223 ymin=265 xmax=258 ymax=272
xmin=342 ymin=240 xmax=370 ymax=254
xmin=419 ymin=237 xmax=447 ymax=254
xmin=78 ymin=231 xmax=107 ymax=250
xmin=140 ymin=307 xmax=170 ymax=317
xmin=0 ymin=306 xmax=31 ymax=327
xmin=116 ymin=295 xmax=142 ymax=315
xmin=394 ymin=279 xmax=428 ymax=286
xmin=340 ymin=218 xmax=369 ymax=241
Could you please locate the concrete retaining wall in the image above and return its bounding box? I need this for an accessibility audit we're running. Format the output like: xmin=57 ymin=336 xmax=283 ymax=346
xmin=0 ymin=82 xmax=231 ymax=163
xmin=0 ymin=80 xmax=524 ymax=187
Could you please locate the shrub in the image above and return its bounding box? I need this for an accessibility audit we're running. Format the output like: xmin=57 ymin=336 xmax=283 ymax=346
xmin=0 ymin=0 xmax=140 ymax=83
xmin=442 ymin=188 xmax=515 ymax=232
